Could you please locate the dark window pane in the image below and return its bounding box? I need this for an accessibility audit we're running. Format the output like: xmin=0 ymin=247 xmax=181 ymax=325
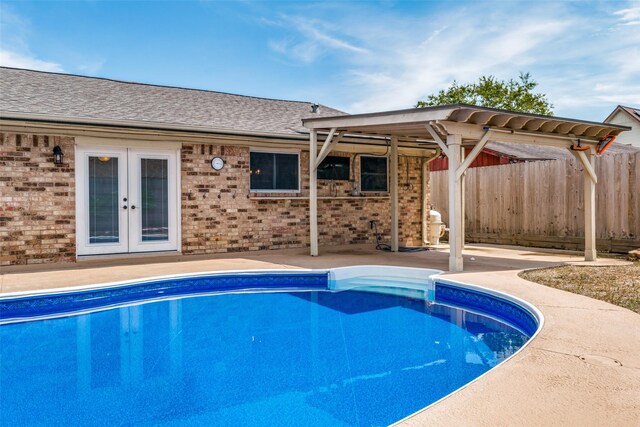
xmin=275 ymin=153 xmax=298 ymax=190
xmin=360 ymin=156 xmax=388 ymax=191
xmin=250 ymin=152 xmax=299 ymax=191
xmin=318 ymin=156 xmax=350 ymax=180
xmin=250 ymin=152 xmax=276 ymax=190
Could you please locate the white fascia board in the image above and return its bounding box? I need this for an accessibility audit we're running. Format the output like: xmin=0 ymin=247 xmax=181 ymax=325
xmin=302 ymin=108 xmax=455 ymax=130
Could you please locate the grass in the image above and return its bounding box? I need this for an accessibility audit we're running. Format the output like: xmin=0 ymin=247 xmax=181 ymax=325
xmin=519 ymin=260 xmax=640 ymax=314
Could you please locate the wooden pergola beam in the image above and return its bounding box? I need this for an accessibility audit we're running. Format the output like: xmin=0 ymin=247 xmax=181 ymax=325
xmin=314 ymin=129 xmax=344 ymax=170
xmin=456 ymin=129 xmax=492 ymax=181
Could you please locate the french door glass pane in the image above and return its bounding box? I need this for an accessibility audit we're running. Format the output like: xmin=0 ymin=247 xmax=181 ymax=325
xmin=141 ymin=158 xmax=169 ymax=242
xmin=88 ymin=156 xmax=119 ymax=244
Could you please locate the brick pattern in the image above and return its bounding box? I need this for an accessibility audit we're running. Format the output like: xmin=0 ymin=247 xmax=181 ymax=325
xmin=1 ymin=133 xmax=76 ymax=265
xmin=181 ymin=144 xmax=427 ymax=254
xmin=0 ymin=134 xmax=427 ymax=265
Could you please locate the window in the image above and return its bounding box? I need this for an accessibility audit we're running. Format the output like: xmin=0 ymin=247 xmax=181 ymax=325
xmin=317 ymin=155 xmax=350 ymax=180
xmin=360 ymin=156 xmax=388 ymax=192
xmin=250 ymin=151 xmax=299 ymax=191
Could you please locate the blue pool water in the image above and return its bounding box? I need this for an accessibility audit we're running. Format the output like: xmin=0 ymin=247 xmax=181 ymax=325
xmin=1 ymin=285 xmax=530 ymax=426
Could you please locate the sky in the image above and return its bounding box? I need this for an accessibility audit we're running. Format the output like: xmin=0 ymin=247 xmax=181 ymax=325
xmin=0 ymin=0 xmax=639 ymax=121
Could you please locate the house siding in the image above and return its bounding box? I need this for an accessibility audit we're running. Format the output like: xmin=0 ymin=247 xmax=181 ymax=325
xmin=1 ymin=133 xmax=427 ymax=265
xmin=606 ymin=110 xmax=640 ymax=149
xmin=1 ymin=133 xmax=76 ymax=266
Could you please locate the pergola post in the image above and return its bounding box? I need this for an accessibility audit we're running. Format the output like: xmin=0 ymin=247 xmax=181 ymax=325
xmin=390 ymin=136 xmax=399 ymax=252
xmin=572 ymin=148 xmax=598 ymax=262
xmin=584 ymin=150 xmax=597 ymax=261
xmin=309 ymin=130 xmax=318 ymax=256
xmin=447 ymin=134 xmax=464 ymax=272
xmin=461 ymin=149 xmax=466 ymax=251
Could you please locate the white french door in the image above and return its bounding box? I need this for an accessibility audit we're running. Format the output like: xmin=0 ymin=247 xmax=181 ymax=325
xmin=76 ymin=146 xmax=179 ymax=256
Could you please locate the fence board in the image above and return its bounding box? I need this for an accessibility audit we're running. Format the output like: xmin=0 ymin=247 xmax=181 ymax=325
xmin=430 ymin=152 xmax=640 ymax=252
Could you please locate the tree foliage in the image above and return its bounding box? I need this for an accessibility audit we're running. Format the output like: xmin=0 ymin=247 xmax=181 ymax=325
xmin=416 ymin=73 xmax=553 ymax=116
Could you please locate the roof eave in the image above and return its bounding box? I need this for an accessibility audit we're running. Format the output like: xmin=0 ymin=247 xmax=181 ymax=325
xmin=0 ymin=110 xmax=310 ymax=141
xmin=304 ymin=104 xmax=631 ymax=131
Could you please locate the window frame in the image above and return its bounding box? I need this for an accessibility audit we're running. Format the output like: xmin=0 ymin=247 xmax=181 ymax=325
xmin=249 ymin=148 xmax=301 ymax=193
xmin=359 ymin=155 xmax=389 ymax=193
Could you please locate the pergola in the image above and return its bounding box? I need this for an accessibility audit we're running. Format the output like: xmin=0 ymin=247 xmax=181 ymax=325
xmin=302 ymin=104 xmax=630 ymax=272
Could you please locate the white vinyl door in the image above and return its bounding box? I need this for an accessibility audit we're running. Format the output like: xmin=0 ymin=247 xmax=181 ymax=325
xmin=76 ymin=147 xmax=129 ymax=255
xmin=127 ymin=149 xmax=178 ymax=253
xmin=76 ymin=146 xmax=179 ymax=256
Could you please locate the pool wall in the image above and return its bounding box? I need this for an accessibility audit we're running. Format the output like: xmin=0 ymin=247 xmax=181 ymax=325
xmin=0 ymin=267 xmax=543 ymax=339
xmin=0 ymin=270 xmax=326 ymax=323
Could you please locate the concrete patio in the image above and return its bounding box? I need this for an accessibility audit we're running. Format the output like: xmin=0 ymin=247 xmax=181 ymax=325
xmin=1 ymin=244 xmax=638 ymax=426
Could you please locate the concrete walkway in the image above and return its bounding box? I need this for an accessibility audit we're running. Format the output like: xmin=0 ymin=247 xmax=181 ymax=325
xmin=1 ymin=244 xmax=638 ymax=426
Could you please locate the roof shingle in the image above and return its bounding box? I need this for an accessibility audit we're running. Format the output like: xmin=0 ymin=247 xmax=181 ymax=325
xmin=0 ymin=67 xmax=346 ymax=136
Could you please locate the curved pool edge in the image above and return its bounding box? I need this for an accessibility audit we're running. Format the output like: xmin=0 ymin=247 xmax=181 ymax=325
xmin=0 ymin=265 xmax=544 ymax=335
xmin=391 ymin=275 xmax=545 ymax=427
xmin=0 ymin=265 xmax=545 ymax=425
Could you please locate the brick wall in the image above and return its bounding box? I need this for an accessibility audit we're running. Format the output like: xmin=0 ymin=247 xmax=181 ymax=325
xmin=0 ymin=133 xmax=76 ymax=266
xmin=181 ymin=144 xmax=427 ymax=254
xmin=0 ymin=133 xmax=427 ymax=265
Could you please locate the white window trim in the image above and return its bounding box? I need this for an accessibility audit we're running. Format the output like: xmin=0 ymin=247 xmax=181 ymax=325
xmin=249 ymin=148 xmax=301 ymax=193
xmin=359 ymin=155 xmax=389 ymax=193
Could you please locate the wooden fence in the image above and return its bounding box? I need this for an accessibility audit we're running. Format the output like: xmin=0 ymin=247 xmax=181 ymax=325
xmin=430 ymin=151 xmax=640 ymax=252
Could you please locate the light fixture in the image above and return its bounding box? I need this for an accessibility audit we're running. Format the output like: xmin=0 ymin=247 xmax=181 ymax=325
xmin=98 ymin=156 xmax=111 ymax=162
xmin=52 ymin=145 xmax=64 ymax=165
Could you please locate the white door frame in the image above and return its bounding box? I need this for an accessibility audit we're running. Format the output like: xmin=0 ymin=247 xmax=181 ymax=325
xmin=76 ymin=146 xmax=129 ymax=255
xmin=75 ymin=142 xmax=181 ymax=256
xmin=127 ymin=148 xmax=179 ymax=253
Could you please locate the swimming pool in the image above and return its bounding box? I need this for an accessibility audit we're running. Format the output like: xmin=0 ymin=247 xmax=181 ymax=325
xmin=0 ymin=267 xmax=542 ymax=426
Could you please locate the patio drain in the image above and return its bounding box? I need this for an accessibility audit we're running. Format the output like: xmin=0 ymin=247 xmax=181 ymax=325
xmin=578 ymin=354 xmax=623 ymax=368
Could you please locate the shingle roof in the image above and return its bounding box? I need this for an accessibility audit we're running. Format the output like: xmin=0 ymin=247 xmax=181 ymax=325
xmin=485 ymin=140 xmax=638 ymax=161
xmin=0 ymin=67 xmax=346 ymax=136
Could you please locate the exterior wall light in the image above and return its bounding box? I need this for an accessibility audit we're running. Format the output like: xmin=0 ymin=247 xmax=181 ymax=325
xmin=53 ymin=145 xmax=64 ymax=165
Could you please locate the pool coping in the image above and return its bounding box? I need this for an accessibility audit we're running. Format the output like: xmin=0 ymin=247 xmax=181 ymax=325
xmin=0 ymin=265 xmax=545 ymax=426
xmin=1 ymin=244 xmax=638 ymax=425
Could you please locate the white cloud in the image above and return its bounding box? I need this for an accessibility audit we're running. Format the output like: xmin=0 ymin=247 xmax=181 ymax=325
xmin=0 ymin=4 xmax=64 ymax=72
xmin=0 ymin=3 xmax=104 ymax=75
xmin=0 ymin=49 xmax=63 ymax=72
xmin=266 ymin=14 xmax=369 ymax=63
xmin=344 ymin=7 xmax=571 ymax=113
xmin=614 ymin=6 xmax=640 ymax=26
xmin=265 ymin=1 xmax=640 ymax=120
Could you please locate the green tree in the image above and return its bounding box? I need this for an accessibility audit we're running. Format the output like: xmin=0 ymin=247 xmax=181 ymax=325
xmin=416 ymin=73 xmax=553 ymax=116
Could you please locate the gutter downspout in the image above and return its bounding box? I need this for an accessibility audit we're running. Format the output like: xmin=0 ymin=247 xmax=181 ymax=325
xmin=422 ymin=148 xmax=442 ymax=245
